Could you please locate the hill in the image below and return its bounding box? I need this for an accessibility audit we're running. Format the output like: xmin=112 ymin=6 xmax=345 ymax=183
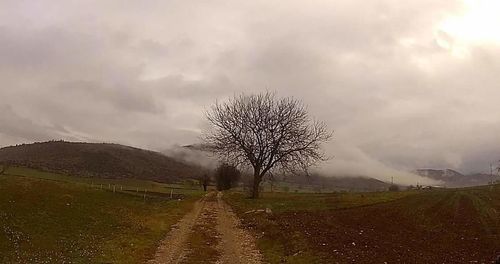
xmin=414 ymin=168 xmax=498 ymax=187
xmin=0 ymin=141 xmax=201 ymax=182
xmin=290 ymin=173 xmax=390 ymax=192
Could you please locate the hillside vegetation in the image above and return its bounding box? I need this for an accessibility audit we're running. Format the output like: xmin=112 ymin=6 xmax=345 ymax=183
xmin=0 ymin=167 xmax=203 ymax=263
xmin=0 ymin=141 xmax=201 ymax=182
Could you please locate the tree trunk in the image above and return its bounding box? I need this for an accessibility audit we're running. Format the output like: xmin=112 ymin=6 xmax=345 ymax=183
xmin=251 ymin=169 xmax=262 ymax=199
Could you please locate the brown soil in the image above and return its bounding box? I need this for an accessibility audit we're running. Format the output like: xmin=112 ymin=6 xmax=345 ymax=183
xmin=240 ymin=191 xmax=500 ymax=263
xmin=181 ymin=194 xmax=221 ymax=263
xmin=148 ymin=196 xmax=206 ymax=264
xmin=216 ymin=192 xmax=263 ymax=264
xmin=149 ymin=192 xmax=263 ymax=264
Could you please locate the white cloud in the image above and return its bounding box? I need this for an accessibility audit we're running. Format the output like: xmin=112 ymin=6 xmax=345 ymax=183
xmin=1 ymin=0 xmax=500 ymax=183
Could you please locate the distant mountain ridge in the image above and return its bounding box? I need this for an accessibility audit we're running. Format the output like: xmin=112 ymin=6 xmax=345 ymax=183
xmin=414 ymin=168 xmax=464 ymax=179
xmin=177 ymin=145 xmax=392 ymax=191
xmin=285 ymin=173 xmax=391 ymax=192
xmin=0 ymin=141 xmax=201 ymax=182
xmin=0 ymin=141 xmax=391 ymax=190
xmin=414 ymin=168 xmax=497 ymax=187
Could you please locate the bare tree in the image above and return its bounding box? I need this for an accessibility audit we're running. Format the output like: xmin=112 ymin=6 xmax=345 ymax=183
xmin=203 ymin=92 xmax=332 ymax=198
xmin=199 ymin=172 xmax=211 ymax=192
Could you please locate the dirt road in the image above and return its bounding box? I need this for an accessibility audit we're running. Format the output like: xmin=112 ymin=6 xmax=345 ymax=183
xmin=148 ymin=192 xmax=263 ymax=264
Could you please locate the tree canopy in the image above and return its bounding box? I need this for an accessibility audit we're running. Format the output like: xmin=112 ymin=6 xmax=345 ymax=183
xmin=203 ymin=92 xmax=331 ymax=198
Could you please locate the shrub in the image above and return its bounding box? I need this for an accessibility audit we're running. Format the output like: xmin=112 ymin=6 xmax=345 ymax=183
xmin=388 ymin=184 xmax=400 ymax=192
xmin=215 ymin=163 xmax=241 ymax=191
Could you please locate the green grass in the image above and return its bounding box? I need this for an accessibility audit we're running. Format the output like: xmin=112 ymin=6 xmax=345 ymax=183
xmin=224 ymin=190 xmax=416 ymax=213
xmin=6 ymin=166 xmax=207 ymax=196
xmin=0 ymin=168 xmax=203 ymax=263
xmin=232 ymin=181 xmax=370 ymax=194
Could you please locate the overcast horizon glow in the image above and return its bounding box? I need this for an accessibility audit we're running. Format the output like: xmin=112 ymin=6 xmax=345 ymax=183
xmin=1 ymin=0 xmax=500 ymax=184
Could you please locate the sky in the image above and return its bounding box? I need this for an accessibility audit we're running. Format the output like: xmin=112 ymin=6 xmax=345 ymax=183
xmin=1 ymin=0 xmax=500 ymax=184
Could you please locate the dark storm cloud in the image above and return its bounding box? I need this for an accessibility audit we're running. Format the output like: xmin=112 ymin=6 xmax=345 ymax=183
xmin=1 ymin=0 xmax=499 ymax=184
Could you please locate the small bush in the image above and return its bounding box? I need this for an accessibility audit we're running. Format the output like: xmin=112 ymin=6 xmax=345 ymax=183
xmin=388 ymin=184 xmax=400 ymax=192
xmin=215 ymin=163 xmax=240 ymax=191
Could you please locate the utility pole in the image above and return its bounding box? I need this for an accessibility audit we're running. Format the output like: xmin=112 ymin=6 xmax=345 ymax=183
xmin=497 ymin=160 xmax=500 ymax=184
xmin=490 ymin=163 xmax=494 ymax=185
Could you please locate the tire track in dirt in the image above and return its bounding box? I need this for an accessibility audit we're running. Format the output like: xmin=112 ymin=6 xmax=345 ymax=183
xmin=215 ymin=192 xmax=263 ymax=264
xmin=149 ymin=192 xmax=263 ymax=264
xmin=180 ymin=193 xmax=221 ymax=263
xmin=148 ymin=195 xmax=207 ymax=264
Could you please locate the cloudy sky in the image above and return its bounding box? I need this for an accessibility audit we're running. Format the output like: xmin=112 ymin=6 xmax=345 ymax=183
xmin=1 ymin=0 xmax=500 ymax=184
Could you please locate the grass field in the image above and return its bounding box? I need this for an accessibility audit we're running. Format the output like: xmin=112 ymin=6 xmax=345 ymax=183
xmin=6 ymin=166 xmax=206 ymax=196
xmin=0 ymin=167 xmax=204 ymax=263
xmin=225 ymin=186 xmax=500 ymax=263
xmin=3 ymin=164 xmax=499 ymax=263
xmin=225 ymin=190 xmax=415 ymax=213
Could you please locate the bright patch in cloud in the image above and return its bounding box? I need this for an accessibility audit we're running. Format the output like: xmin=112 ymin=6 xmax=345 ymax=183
xmin=439 ymin=0 xmax=500 ymax=45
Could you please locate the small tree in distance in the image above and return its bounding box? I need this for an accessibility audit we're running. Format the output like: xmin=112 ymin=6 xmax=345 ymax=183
xmin=215 ymin=163 xmax=241 ymax=191
xmin=199 ymin=172 xmax=210 ymax=191
xmin=388 ymin=184 xmax=400 ymax=192
xmin=203 ymin=92 xmax=332 ymax=198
